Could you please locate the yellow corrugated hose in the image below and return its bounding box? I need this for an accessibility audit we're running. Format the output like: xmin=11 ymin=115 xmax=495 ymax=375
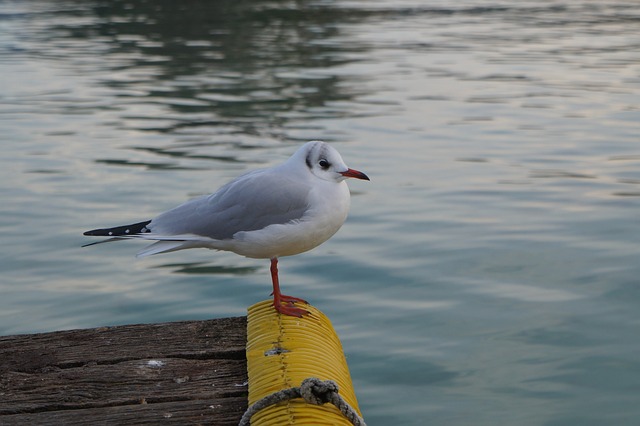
xmin=246 ymin=300 xmax=363 ymax=425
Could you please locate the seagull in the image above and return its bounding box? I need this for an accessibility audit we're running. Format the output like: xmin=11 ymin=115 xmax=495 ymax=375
xmin=83 ymin=141 xmax=369 ymax=317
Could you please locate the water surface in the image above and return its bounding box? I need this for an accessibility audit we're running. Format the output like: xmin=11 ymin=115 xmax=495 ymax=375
xmin=1 ymin=1 xmax=640 ymax=425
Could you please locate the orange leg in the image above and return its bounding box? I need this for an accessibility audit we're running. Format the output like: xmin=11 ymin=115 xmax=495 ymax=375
xmin=270 ymin=258 xmax=309 ymax=317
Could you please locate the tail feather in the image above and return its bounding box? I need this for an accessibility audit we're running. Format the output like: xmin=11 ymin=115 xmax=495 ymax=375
xmin=83 ymin=220 xmax=152 ymax=237
xmin=136 ymin=240 xmax=208 ymax=257
xmin=83 ymin=220 xmax=217 ymax=256
xmin=81 ymin=237 xmax=127 ymax=248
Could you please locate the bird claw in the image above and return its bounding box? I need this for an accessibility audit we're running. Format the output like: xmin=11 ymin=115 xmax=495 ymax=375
xmin=269 ymin=292 xmax=309 ymax=305
xmin=279 ymin=294 xmax=309 ymax=305
xmin=274 ymin=303 xmax=310 ymax=318
xmin=273 ymin=296 xmax=310 ymax=318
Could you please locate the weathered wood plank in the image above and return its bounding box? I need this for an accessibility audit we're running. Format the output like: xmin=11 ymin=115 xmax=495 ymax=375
xmin=1 ymin=358 xmax=247 ymax=414
xmin=0 ymin=397 xmax=247 ymax=425
xmin=0 ymin=317 xmax=247 ymax=373
xmin=0 ymin=317 xmax=248 ymax=424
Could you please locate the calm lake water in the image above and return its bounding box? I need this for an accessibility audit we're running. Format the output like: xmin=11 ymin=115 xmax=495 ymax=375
xmin=2 ymin=0 xmax=640 ymax=424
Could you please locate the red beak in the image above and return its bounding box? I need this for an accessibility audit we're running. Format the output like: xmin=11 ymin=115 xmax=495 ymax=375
xmin=341 ymin=168 xmax=370 ymax=181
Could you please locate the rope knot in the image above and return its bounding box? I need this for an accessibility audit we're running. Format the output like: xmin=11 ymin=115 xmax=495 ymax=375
xmin=300 ymin=377 xmax=339 ymax=405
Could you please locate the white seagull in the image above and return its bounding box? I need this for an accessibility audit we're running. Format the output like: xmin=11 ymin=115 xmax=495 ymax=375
xmin=84 ymin=141 xmax=369 ymax=317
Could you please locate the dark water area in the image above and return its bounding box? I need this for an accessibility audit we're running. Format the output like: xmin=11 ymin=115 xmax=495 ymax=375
xmin=1 ymin=1 xmax=640 ymax=424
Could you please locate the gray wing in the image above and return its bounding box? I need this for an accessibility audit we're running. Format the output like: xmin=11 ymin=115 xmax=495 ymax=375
xmin=148 ymin=169 xmax=311 ymax=240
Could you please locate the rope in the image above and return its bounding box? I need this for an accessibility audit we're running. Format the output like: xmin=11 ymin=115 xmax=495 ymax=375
xmin=239 ymin=377 xmax=366 ymax=426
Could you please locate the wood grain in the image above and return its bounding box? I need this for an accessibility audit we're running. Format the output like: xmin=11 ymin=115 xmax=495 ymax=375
xmin=0 ymin=317 xmax=248 ymax=425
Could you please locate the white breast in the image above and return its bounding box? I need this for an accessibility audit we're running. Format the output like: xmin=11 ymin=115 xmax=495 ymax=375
xmin=226 ymin=180 xmax=351 ymax=259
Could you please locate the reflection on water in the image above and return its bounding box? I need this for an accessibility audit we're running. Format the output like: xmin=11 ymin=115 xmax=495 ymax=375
xmin=153 ymin=262 xmax=260 ymax=275
xmin=2 ymin=1 xmax=640 ymax=425
xmin=45 ymin=0 xmax=371 ymax=145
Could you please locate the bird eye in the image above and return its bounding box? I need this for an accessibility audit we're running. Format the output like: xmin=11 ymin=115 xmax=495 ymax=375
xmin=318 ymin=159 xmax=330 ymax=169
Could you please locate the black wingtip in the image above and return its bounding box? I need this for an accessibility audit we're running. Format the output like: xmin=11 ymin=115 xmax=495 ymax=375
xmin=83 ymin=220 xmax=152 ymax=237
xmin=81 ymin=237 xmax=125 ymax=247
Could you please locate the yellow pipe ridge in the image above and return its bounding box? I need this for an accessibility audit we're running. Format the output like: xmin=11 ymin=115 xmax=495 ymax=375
xmin=246 ymin=300 xmax=362 ymax=425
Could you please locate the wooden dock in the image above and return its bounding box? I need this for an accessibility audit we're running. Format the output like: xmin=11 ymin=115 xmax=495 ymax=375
xmin=0 ymin=317 xmax=248 ymax=425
